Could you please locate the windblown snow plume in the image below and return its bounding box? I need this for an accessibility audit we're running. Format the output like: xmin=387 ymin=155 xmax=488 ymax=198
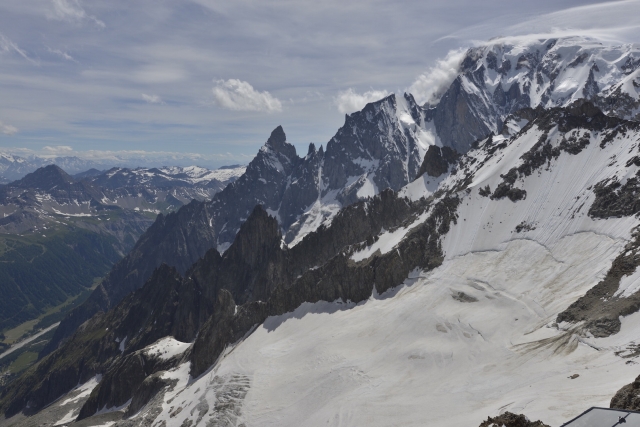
xmin=334 ymin=88 xmax=390 ymax=114
xmin=409 ymin=48 xmax=466 ymax=105
xmin=213 ymin=79 xmax=283 ymax=113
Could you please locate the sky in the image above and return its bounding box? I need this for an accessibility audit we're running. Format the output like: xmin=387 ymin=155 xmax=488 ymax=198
xmin=0 ymin=0 xmax=638 ymax=168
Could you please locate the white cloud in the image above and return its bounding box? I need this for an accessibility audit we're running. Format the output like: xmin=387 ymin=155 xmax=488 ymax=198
xmin=334 ymin=88 xmax=390 ymax=114
xmin=48 ymin=0 xmax=105 ymax=28
xmin=42 ymin=145 xmax=73 ymax=154
xmin=1 ymin=147 xmax=249 ymax=166
xmin=0 ymin=121 xmax=18 ymax=135
xmin=408 ymin=49 xmax=466 ymax=106
xmin=212 ymin=79 xmax=282 ymax=113
xmin=0 ymin=33 xmax=36 ymax=64
xmin=47 ymin=46 xmax=76 ymax=62
xmin=142 ymin=93 xmax=163 ymax=104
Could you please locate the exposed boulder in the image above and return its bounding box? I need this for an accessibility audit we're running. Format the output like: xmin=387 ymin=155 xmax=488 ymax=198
xmin=478 ymin=412 xmax=550 ymax=427
xmin=611 ymin=374 xmax=640 ymax=411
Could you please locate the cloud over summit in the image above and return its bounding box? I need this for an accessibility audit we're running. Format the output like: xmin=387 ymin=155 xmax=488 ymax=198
xmin=334 ymin=89 xmax=390 ymax=114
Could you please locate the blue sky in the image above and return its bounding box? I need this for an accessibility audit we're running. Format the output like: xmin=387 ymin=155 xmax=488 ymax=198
xmin=0 ymin=0 xmax=637 ymax=168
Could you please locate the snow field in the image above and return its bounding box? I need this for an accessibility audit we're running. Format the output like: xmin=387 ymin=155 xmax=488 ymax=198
xmin=141 ymin=232 xmax=635 ymax=427
xmin=442 ymin=124 xmax=640 ymax=258
xmin=144 ymin=336 xmax=191 ymax=361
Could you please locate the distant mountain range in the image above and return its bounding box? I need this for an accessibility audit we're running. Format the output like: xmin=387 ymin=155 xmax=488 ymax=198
xmin=0 ymin=153 xmax=245 ymax=185
xmin=0 ymin=163 xmax=244 ymax=336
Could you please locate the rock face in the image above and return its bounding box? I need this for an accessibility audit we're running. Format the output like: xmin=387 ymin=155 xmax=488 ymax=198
xmin=611 ymin=375 xmax=640 ymax=411
xmin=44 ymin=95 xmax=436 ymax=354
xmin=213 ymin=95 xmax=432 ymax=247
xmin=41 ymin=199 xmax=218 ymax=356
xmin=417 ymin=145 xmax=460 ymax=178
xmin=478 ymin=412 xmax=550 ymax=427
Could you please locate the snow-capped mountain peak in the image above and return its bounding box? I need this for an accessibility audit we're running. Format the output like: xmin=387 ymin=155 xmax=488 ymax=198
xmin=431 ymin=36 xmax=640 ymax=153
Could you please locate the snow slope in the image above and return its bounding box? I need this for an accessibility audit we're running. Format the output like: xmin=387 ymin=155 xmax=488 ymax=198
xmin=137 ymin=233 xmax=633 ymax=427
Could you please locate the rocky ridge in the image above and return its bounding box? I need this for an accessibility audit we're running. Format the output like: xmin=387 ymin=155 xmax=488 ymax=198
xmin=0 ymin=183 xmax=452 ymax=418
xmin=42 ymin=93 xmax=437 ymax=354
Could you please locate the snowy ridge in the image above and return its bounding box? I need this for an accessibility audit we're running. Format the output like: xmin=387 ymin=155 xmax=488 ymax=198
xmin=283 ymin=36 xmax=640 ymax=245
xmin=100 ymin=165 xmax=245 ymax=186
xmin=455 ymin=36 xmax=640 ymax=132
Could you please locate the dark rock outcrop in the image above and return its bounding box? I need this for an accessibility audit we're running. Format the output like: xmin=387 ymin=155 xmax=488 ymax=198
xmin=478 ymin=412 xmax=550 ymax=427
xmin=611 ymin=375 xmax=640 ymax=411
xmin=557 ymin=227 xmax=640 ymax=337
xmin=189 ymin=194 xmax=459 ymax=378
xmin=124 ymin=373 xmax=177 ymax=418
xmin=416 ymin=145 xmax=459 ymax=178
xmin=590 ymin=175 xmax=640 ymax=219
xmin=434 ymin=76 xmax=495 ymax=153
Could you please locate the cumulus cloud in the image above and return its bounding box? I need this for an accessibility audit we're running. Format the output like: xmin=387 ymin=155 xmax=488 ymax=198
xmin=408 ymin=49 xmax=466 ymax=106
xmin=142 ymin=93 xmax=163 ymax=104
xmin=212 ymin=79 xmax=282 ymax=113
xmin=49 ymin=0 xmax=105 ymax=28
xmin=334 ymin=89 xmax=390 ymax=114
xmin=0 ymin=121 xmax=18 ymax=135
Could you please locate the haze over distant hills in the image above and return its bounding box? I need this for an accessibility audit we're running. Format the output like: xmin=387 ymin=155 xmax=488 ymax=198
xmin=0 ymin=153 xmax=246 ymax=185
